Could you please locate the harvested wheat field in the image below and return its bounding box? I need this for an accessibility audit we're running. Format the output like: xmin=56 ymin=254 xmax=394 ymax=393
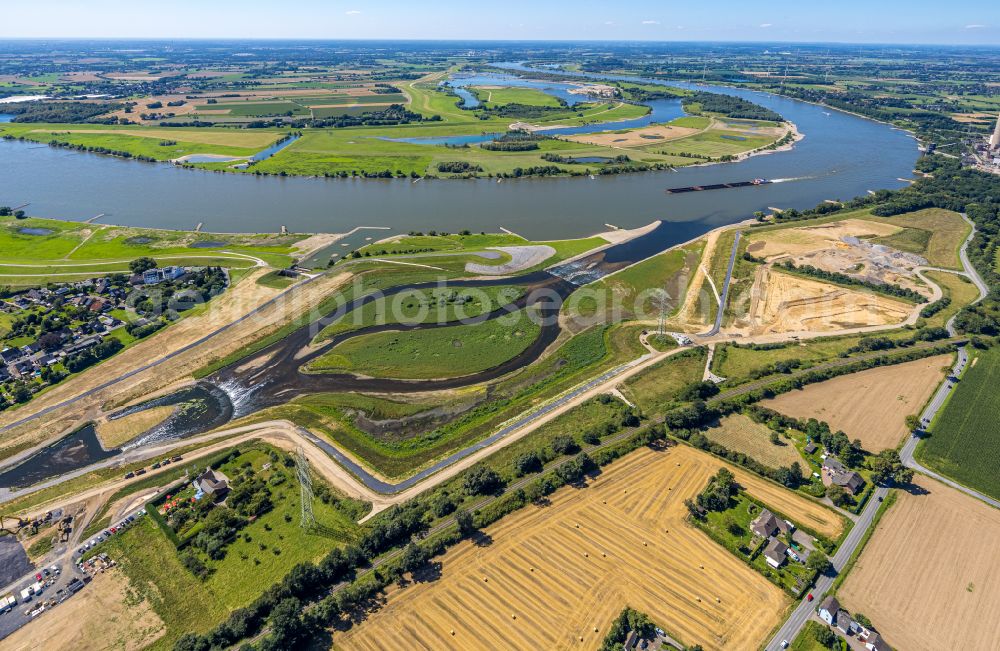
xmin=744 ymin=267 xmax=912 ymax=335
xmin=761 ymin=355 xmax=952 ymax=451
xmin=565 ymin=124 xmax=699 ymax=148
xmin=839 ymin=475 xmax=1000 ymax=651
xmin=744 ymin=218 xmax=901 ymax=260
xmin=95 ymin=406 xmax=175 ymax=448
xmin=0 ymin=568 xmax=165 ymax=651
xmin=703 ymin=414 xmax=808 ymax=474
xmin=334 ymin=445 xmax=843 ymax=651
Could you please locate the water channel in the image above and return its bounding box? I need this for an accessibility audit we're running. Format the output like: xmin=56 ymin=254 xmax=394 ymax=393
xmin=0 ymin=66 xmax=920 ymax=488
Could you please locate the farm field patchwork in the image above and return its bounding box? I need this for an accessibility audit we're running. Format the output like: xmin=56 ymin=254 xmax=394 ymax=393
xmin=918 ymin=346 xmax=1000 ymax=498
xmin=762 ymin=354 xmax=953 ymax=452
xmin=839 ymin=475 xmax=1000 ymax=651
xmin=333 ymin=445 xmax=821 ymax=651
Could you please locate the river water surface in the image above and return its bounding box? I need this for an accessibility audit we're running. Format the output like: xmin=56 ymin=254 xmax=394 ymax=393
xmin=0 ymin=72 xmax=917 ymax=240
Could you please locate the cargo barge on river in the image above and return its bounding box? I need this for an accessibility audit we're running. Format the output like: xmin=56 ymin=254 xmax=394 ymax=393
xmin=666 ymin=178 xmax=770 ymax=194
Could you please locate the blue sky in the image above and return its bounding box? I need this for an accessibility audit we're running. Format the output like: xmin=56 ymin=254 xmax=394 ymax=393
xmin=4 ymin=0 xmax=999 ymax=44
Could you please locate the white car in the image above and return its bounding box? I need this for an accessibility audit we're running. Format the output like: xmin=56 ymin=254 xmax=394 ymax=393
xmin=780 ymin=641 xmax=789 ymax=649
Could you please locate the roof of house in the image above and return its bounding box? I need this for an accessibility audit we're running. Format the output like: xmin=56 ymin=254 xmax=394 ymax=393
xmin=818 ymin=595 xmax=841 ymax=614
xmin=866 ymin=632 xmax=891 ymax=651
xmin=750 ymin=508 xmax=792 ymax=538
xmin=804 ymin=442 xmax=818 ymax=454
xmin=832 ymin=470 xmax=865 ymax=492
xmin=196 ymin=468 xmax=230 ymax=495
xmin=836 ymin=609 xmax=853 ymax=631
xmin=824 ymin=457 xmax=847 ymax=473
xmin=763 ymin=538 xmax=789 ymax=564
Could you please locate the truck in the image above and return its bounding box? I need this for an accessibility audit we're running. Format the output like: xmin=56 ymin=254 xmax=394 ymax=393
xmin=0 ymin=594 xmax=16 ymax=614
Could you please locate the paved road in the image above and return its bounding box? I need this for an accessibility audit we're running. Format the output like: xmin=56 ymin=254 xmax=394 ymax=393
xmin=899 ymin=213 xmax=999 ymax=509
xmin=766 ymin=213 xmax=992 ymax=649
xmin=702 ymin=231 xmax=742 ymax=337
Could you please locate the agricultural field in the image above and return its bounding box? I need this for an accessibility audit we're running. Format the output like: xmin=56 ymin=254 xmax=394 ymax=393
xmin=919 ymin=346 xmax=1000 ymax=499
xmin=702 ymin=414 xmax=809 ymax=473
xmin=839 ymin=475 xmax=1000 ymax=651
xmin=763 ymin=354 xmax=952 ymax=452
xmin=306 ymin=307 xmax=543 ymax=379
xmin=333 ymin=445 xmax=809 ymax=651
xmin=619 ymin=348 xmax=707 ymax=415
xmin=0 ymin=215 xmax=302 ymax=278
xmin=92 ymin=445 xmax=366 ymax=649
xmin=919 ymin=271 xmax=981 ymax=329
xmin=0 ymin=122 xmax=283 ymax=161
xmin=711 ymin=335 xmax=868 ymax=382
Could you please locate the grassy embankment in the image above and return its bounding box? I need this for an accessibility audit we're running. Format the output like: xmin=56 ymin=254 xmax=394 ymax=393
xmin=306 ymin=307 xmax=543 ymax=379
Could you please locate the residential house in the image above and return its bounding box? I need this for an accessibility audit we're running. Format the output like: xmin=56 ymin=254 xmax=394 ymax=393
xmin=863 ymin=632 xmax=891 ymax=651
xmin=836 ymin=609 xmax=856 ymax=635
xmin=763 ymin=538 xmax=789 ymax=568
xmin=142 ymin=266 xmax=186 ymax=285
xmin=194 ymin=468 xmax=230 ymax=500
xmin=0 ymin=348 xmax=23 ymax=365
xmin=750 ymin=508 xmax=793 ymax=539
xmin=818 ymin=595 xmax=840 ymax=625
xmin=804 ymin=442 xmax=818 ymax=455
xmin=822 ymin=456 xmax=865 ymax=495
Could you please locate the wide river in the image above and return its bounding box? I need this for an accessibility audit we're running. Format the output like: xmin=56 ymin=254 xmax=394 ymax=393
xmin=0 ymin=68 xmax=917 ymax=242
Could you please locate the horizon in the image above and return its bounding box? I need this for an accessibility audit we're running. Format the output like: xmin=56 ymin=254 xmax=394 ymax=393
xmin=2 ymin=0 xmax=998 ymax=45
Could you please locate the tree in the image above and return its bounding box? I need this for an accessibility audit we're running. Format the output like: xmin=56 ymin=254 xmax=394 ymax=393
xmin=769 ymin=431 xmax=781 ymax=445
xmin=513 ymin=451 xmax=542 ymax=476
xmin=826 ymin=484 xmax=852 ymax=507
xmin=806 ymin=550 xmax=831 ymax=574
xmin=853 ymin=612 xmax=872 ymax=628
xmin=455 ymin=509 xmax=475 ymax=536
xmin=550 ymin=435 xmax=579 ymax=455
xmin=399 ymin=542 xmax=429 ymax=573
xmin=905 ymin=414 xmax=921 ymax=431
xmin=869 ymin=449 xmax=913 ymax=485
xmin=129 ymin=257 xmax=157 ymax=274
xmin=462 ymin=466 xmax=503 ymax=495
xmin=813 ymin=625 xmax=837 ymax=647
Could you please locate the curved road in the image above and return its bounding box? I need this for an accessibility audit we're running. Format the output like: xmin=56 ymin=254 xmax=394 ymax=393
xmin=765 ymin=213 xmax=992 ymax=650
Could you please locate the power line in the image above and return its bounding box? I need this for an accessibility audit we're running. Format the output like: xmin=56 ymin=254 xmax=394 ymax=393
xmin=295 ymin=447 xmax=315 ymax=531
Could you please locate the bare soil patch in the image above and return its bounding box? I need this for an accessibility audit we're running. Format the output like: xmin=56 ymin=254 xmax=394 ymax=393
xmin=334 ymin=445 xmax=840 ymax=651
xmin=743 ymin=267 xmax=911 ymax=335
xmin=839 ymin=475 xmax=1000 ymax=651
xmin=95 ymin=406 xmax=175 ymax=448
xmin=744 ymin=219 xmax=901 ymax=260
xmin=761 ymin=354 xmax=952 ymax=452
xmin=565 ymin=124 xmax=699 ymax=148
xmin=0 ymin=568 xmax=165 ymax=651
